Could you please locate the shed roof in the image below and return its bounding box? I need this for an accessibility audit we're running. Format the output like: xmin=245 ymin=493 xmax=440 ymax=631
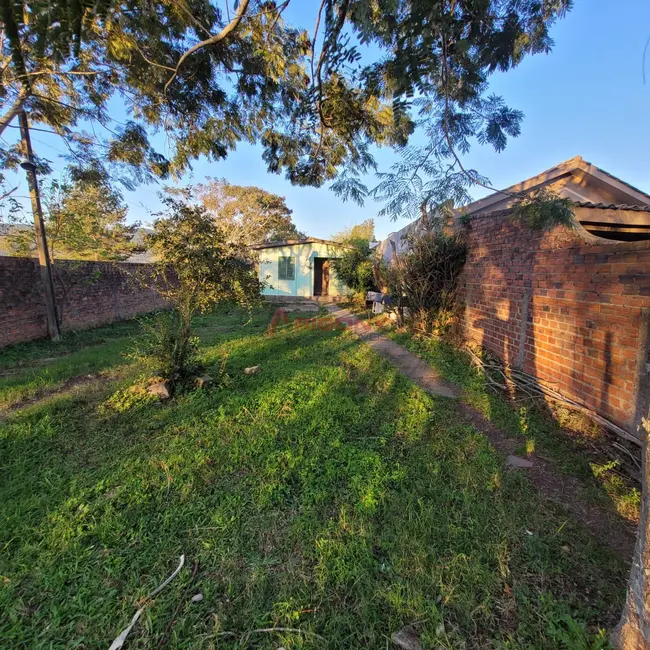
xmin=250 ymin=237 xmax=356 ymax=250
xmin=461 ymin=156 xmax=650 ymax=217
xmin=572 ymin=201 xmax=650 ymax=212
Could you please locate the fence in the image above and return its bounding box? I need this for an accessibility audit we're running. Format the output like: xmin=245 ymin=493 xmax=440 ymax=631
xmin=0 ymin=257 xmax=165 ymax=347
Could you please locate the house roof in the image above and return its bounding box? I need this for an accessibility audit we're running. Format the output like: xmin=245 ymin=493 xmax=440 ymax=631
xmin=460 ymin=156 xmax=650 ymax=216
xmin=376 ymin=156 xmax=650 ymax=259
xmin=572 ymin=201 xmax=650 ymax=212
xmin=250 ymin=237 xmax=356 ymax=250
xmin=474 ymin=201 xmax=650 ymax=220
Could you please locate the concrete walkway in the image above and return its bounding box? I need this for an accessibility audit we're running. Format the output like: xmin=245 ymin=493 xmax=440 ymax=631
xmin=327 ymin=305 xmax=457 ymax=399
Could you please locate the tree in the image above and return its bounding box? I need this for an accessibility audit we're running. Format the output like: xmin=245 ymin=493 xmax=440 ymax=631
xmin=2 ymin=172 xmax=137 ymax=260
xmin=332 ymin=218 xmax=375 ymax=244
xmin=139 ymin=196 xmax=262 ymax=382
xmin=43 ymin=175 xmax=136 ymax=261
xmin=1 ymin=1 xmax=571 ymax=198
xmin=330 ymin=2 xmax=573 ymax=225
xmin=615 ymin=416 xmax=650 ymax=649
xmin=0 ymin=1 xmax=410 ymax=191
xmin=4 ymin=173 xmax=137 ymax=260
xmin=195 ymin=178 xmax=304 ymax=245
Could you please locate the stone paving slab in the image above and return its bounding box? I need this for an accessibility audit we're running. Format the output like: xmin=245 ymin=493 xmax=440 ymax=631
xmin=327 ymin=306 xmax=457 ymax=399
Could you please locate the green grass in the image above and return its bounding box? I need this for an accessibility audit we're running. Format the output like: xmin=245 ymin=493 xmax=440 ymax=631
xmin=0 ymin=319 xmax=142 ymax=410
xmin=367 ymin=318 xmax=641 ymax=524
xmin=0 ymin=308 xmax=628 ymax=648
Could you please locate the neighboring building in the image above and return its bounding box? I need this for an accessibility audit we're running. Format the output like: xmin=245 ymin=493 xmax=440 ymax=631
xmin=378 ymin=155 xmax=650 ymax=262
xmin=251 ymin=238 xmax=353 ymax=299
xmin=376 ymin=156 xmax=650 ymax=440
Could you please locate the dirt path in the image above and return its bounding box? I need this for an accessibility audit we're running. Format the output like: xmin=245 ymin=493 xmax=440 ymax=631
xmin=327 ymin=305 xmax=636 ymax=559
xmin=1 ymin=373 xmax=101 ymax=420
xmin=327 ymin=306 xmax=457 ymax=398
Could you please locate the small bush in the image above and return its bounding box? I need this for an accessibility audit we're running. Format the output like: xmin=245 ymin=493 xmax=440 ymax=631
xmin=129 ymin=311 xmax=200 ymax=381
xmin=331 ymin=239 xmax=377 ymax=294
xmin=385 ymin=230 xmax=466 ymax=337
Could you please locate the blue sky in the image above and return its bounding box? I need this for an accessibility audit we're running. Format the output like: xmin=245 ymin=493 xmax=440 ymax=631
xmin=5 ymin=0 xmax=650 ymax=241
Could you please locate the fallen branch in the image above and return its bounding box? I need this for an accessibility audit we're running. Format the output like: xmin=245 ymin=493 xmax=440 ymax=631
xmin=108 ymin=555 xmax=185 ymax=650
xmin=157 ymin=559 xmax=199 ymax=649
xmin=241 ymin=627 xmax=326 ymax=644
xmin=465 ymin=345 xmax=641 ymax=447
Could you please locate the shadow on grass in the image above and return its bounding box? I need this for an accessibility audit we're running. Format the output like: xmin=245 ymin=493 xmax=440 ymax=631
xmin=386 ymin=328 xmax=641 ymax=528
xmin=0 ymin=305 xmax=286 ymax=409
xmin=0 ymin=313 xmax=628 ymax=649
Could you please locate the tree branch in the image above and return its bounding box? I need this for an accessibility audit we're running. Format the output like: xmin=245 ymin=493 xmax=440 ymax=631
xmin=312 ymin=0 xmax=350 ymax=161
xmin=164 ymin=0 xmax=251 ymax=95
xmin=133 ymin=42 xmax=177 ymax=72
xmin=439 ymin=14 xmax=515 ymax=201
xmin=10 ymin=69 xmax=101 ymax=81
xmin=0 ymin=185 xmax=18 ymax=202
xmin=0 ymin=87 xmax=28 ymax=138
xmin=310 ymin=0 xmax=326 ymax=81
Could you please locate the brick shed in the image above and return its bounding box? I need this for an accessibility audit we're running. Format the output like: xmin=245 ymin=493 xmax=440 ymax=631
xmin=380 ymin=156 xmax=650 ymax=441
xmin=460 ymin=158 xmax=650 ymax=441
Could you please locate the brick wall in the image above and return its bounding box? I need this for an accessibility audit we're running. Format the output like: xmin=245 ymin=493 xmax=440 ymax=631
xmin=0 ymin=257 xmax=166 ymax=347
xmin=460 ymin=215 xmax=650 ymax=440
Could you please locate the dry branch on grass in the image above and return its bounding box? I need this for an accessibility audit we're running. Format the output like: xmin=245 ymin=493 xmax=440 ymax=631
xmin=465 ymin=344 xmax=640 ymax=448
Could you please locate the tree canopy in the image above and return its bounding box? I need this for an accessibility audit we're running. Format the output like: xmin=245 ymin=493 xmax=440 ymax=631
xmin=3 ymin=172 xmax=137 ymax=260
xmin=42 ymin=175 xmax=136 ymax=261
xmin=195 ymin=178 xmax=304 ymax=245
xmin=1 ymin=0 xmax=571 ymax=217
xmin=332 ymin=218 xmax=375 ymax=244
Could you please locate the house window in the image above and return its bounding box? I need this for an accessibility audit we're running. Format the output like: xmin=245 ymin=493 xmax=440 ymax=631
xmin=278 ymin=256 xmax=295 ymax=280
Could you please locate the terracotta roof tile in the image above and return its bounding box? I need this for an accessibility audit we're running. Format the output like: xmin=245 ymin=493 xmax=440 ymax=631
xmin=572 ymin=201 xmax=650 ymax=212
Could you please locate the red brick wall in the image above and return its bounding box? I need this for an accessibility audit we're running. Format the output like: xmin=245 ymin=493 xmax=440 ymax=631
xmin=460 ymin=215 xmax=650 ymax=439
xmin=0 ymin=257 xmax=166 ymax=347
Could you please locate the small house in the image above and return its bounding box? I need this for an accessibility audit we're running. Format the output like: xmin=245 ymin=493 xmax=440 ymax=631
xmin=251 ymin=238 xmax=353 ymax=299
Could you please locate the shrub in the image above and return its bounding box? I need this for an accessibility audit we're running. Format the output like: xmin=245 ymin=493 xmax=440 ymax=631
xmin=130 ymin=311 xmax=200 ymax=380
xmin=385 ymin=230 xmax=466 ymax=336
xmin=136 ymin=197 xmax=263 ymax=386
xmin=330 ymin=238 xmax=377 ymax=294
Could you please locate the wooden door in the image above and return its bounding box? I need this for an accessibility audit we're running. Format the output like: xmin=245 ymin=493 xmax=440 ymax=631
xmin=313 ymin=257 xmax=329 ymax=296
xmin=322 ymin=259 xmax=329 ymax=296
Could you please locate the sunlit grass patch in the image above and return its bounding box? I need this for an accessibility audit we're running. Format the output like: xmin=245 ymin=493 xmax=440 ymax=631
xmin=0 ymin=308 xmax=629 ymax=648
xmin=377 ymin=321 xmax=641 ymax=526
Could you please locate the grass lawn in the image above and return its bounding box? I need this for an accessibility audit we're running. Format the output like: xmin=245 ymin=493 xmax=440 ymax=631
xmin=0 ymin=307 xmax=629 ymax=649
xmin=380 ymin=323 xmax=641 ymax=526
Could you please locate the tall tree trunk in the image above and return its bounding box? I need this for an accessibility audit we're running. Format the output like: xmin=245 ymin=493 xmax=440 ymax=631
xmin=615 ymin=433 xmax=650 ymax=649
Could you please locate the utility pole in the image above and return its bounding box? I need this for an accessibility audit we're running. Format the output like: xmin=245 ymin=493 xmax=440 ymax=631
xmin=19 ymin=110 xmax=61 ymax=341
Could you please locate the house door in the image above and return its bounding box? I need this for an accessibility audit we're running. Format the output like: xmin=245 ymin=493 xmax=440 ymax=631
xmin=313 ymin=258 xmax=330 ymax=296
